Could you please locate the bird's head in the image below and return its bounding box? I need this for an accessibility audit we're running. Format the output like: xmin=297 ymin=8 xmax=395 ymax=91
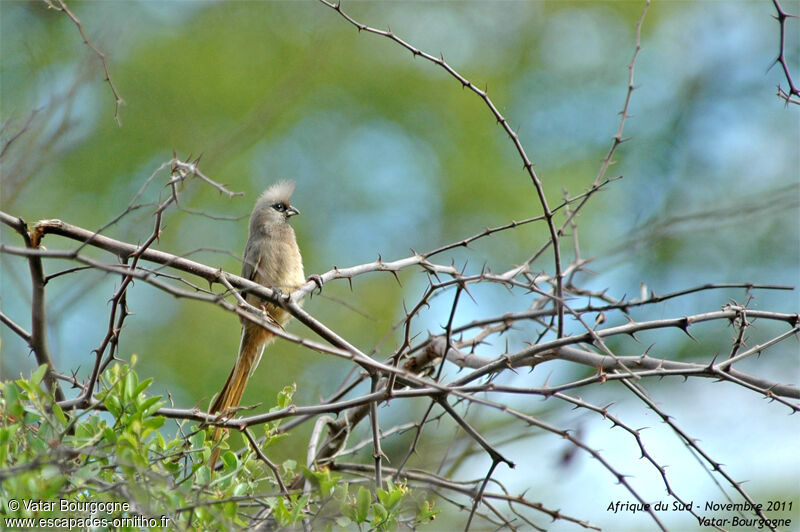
xmin=250 ymin=180 xmax=300 ymax=233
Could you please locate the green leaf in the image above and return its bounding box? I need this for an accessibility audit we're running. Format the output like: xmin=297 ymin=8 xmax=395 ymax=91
xmin=416 ymin=501 xmax=439 ymax=523
xmin=189 ymin=429 xmax=206 ymax=449
xmin=132 ymin=377 xmax=153 ymax=399
xmin=282 ymin=459 xmax=297 ymax=474
xmin=143 ymin=416 xmax=166 ymax=431
xmin=262 ymin=432 xmax=288 ymax=448
xmin=4 ymin=383 xmax=23 ymax=417
xmin=123 ymin=371 xmax=136 ymax=403
xmin=21 ymin=403 xmax=44 ymax=419
xmin=276 ymin=384 xmax=295 ymax=409
xmin=333 ymin=483 xmax=349 ymax=503
xmin=356 ymin=486 xmax=371 ymax=523
xmin=141 ymin=397 xmax=165 ymax=418
xmin=0 ymin=426 xmax=10 ymax=445
xmin=232 ymin=482 xmax=249 ymax=497
xmin=290 ymin=495 xmax=309 ymax=524
xmin=73 ymin=463 xmax=101 ymax=482
xmin=343 ymin=503 xmax=358 ymax=523
xmin=103 ymin=427 xmax=117 ymax=444
xmin=51 ymin=402 xmax=68 ymax=426
xmin=273 ymin=497 xmax=290 ymax=527
xmin=163 ymin=459 xmax=180 ymax=474
xmin=138 ymin=395 xmax=160 ymax=412
xmin=222 ymin=450 xmax=238 ymax=470
xmin=31 ymin=364 xmax=48 ymax=386
xmin=15 ymin=378 xmax=35 ymax=395
xmin=300 ymin=466 xmax=319 ymax=482
xmin=195 ymin=465 xmax=211 ymax=485
xmin=319 ymin=476 xmax=337 ymax=497
xmin=372 ymin=502 xmax=388 ymax=522
xmin=105 ymin=394 xmax=122 ymax=419
xmin=40 ymin=464 xmax=61 ymax=480
xmin=377 ymin=483 xmax=405 ymax=511
xmin=223 ymin=501 xmax=237 ymax=518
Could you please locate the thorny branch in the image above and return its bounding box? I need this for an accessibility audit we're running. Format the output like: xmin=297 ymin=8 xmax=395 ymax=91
xmin=315 ymin=0 xmax=568 ymax=343
xmin=44 ymin=0 xmax=126 ymax=125
xmin=3 ymin=1 xmax=798 ymax=530
xmin=771 ymin=0 xmax=800 ymax=105
xmin=0 ymin=211 xmax=64 ymax=402
xmin=2 ymin=205 xmax=797 ymax=529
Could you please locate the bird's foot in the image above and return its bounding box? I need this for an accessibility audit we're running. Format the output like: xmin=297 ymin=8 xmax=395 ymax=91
xmin=308 ymin=274 xmax=324 ymax=293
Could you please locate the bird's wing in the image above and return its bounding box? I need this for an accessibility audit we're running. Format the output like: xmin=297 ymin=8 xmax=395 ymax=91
xmin=241 ymin=236 xmax=264 ymax=282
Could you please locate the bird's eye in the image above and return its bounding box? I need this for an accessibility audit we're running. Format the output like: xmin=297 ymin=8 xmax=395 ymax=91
xmin=272 ymin=202 xmax=286 ymax=212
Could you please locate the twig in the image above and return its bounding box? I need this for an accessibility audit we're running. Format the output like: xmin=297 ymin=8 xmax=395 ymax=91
xmin=0 ymin=309 xmax=32 ymax=345
xmin=0 ymin=212 xmax=64 ymax=401
xmin=770 ymin=0 xmax=800 ymax=105
xmin=317 ymin=0 xmax=566 ymax=339
xmin=243 ymin=428 xmax=289 ymax=495
xmin=46 ymin=0 xmax=125 ymax=125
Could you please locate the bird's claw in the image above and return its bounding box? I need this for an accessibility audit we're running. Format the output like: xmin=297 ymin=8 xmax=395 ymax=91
xmin=308 ymin=274 xmax=324 ymax=293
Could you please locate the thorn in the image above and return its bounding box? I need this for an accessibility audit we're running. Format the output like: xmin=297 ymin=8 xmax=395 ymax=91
xmin=500 ymin=355 xmax=517 ymax=374
xmin=678 ymin=317 xmax=699 ymax=343
xmin=461 ymin=284 xmax=476 ymax=304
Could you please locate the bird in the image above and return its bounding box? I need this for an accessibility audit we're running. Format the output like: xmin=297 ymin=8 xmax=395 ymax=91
xmin=208 ymin=180 xmax=305 ymax=472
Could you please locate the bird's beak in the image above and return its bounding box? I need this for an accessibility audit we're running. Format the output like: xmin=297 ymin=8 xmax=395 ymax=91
xmin=286 ymin=205 xmax=300 ymax=217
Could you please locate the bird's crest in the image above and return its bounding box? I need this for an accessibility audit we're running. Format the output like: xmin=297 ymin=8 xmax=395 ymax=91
xmin=259 ymin=180 xmax=295 ymax=204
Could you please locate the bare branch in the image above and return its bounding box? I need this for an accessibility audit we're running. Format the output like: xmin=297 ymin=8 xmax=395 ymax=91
xmin=45 ymin=0 xmax=126 ymax=125
xmin=0 ymin=211 xmax=64 ymax=401
xmin=771 ymin=0 xmax=800 ymax=104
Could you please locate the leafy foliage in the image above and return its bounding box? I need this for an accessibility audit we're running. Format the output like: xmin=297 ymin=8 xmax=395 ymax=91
xmin=0 ymin=362 xmax=436 ymax=530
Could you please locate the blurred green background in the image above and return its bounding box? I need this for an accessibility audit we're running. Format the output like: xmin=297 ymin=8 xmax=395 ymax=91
xmin=1 ymin=1 xmax=798 ymax=530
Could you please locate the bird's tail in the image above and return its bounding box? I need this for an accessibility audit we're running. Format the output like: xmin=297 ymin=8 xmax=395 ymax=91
xmin=208 ymin=326 xmax=269 ymax=473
